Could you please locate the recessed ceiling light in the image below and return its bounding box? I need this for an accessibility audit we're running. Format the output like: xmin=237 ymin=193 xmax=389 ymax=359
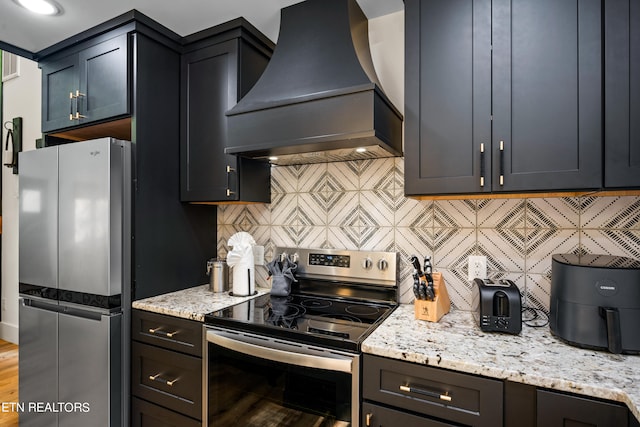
xmin=268 ymin=156 xmax=279 ymax=161
xmin=15 ymin=0 xmax=61 ymax=15
xmin=355 ymin=147 xmax=367 ymax=153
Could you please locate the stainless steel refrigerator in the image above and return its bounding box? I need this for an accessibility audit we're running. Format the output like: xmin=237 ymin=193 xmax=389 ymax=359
xmin=19 ymin=138 xmax=131 ymax=426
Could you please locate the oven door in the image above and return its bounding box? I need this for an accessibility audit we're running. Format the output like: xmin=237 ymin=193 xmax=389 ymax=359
xmin=205 ymin=327 xmax=360 ymax=427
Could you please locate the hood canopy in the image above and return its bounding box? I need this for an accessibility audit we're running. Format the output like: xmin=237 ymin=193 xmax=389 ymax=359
xmin=225 ymin=0 xmax=403 ymax=165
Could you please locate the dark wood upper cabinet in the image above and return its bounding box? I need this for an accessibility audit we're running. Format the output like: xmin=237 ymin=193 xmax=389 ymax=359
xmin=405 ymin=0 xmax=603 ymax=196
xmin=40 ymin=33 xmax=129 ymax=133
xmin=605 ymin=0 xmax=640 ymax=188
xmin=180 ymin=21 xmax=273 ymax=203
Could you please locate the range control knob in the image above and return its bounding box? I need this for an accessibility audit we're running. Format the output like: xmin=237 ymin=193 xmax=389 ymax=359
xmin=362 ymin=257 xmax=373 ymax=270
xmin=377 ymin=259 xmax=389 ymax=271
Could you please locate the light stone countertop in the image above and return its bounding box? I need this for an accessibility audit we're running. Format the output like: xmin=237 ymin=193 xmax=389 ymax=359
xmin=362 ymin=304 xmax=640 ymax=422
xmin=132 ymin=284 xmax=268 ymax=322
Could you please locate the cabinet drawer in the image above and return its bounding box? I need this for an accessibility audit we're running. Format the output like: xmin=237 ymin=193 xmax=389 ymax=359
xmin=132 ymin=309 xmax=202 ymax=356
xmin=362 ymin=402 xmax=456 ymax=427
xmin=537 ymin=389 xmax=628 ymax=427
xmin=132 ymin=397 xmax=200 ymax=427
xmin=132 ymin=342 xmax=202 ymax=420
xmin=363 ymin=354 xmax=502 ymax=427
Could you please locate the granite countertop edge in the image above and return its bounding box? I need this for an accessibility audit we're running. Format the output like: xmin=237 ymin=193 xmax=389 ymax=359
xmin=362 ymin=304 xmax=640 ymax=422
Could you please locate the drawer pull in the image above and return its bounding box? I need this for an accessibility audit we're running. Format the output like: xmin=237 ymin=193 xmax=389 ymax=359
xmin=400 ymin=384 xmax=452 ymax=402
xmin=148 ymin=327 xmax=178 ymax=338
xmin=365 ymin=412 xmax=373 ymax=426
xmin=149 ymin=373 xmax=178 ymax=387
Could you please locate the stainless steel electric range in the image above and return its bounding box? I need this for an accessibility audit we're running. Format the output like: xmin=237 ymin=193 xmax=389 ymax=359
xmin=204 ymin=247 xmax=399 ymax=427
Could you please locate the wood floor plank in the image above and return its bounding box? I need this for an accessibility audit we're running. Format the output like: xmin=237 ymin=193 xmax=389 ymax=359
xmin=0 ymin=340 xmax=19 ymax=427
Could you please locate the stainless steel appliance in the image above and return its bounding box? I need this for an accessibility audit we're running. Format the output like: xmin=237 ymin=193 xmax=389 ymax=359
xmin=19 ymin=138 xmax=129 ymax=426
xmin=204 ymin=247 xmax=399 ymax=427
xmin=550 ymin=254 xmax=640 ymax=354
xmin=471 ymin=278 xmax=522 ymax=334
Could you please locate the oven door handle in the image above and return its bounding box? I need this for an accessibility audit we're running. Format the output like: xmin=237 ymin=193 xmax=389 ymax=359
xmin=206 ymin=329 xmax=353 ymax=374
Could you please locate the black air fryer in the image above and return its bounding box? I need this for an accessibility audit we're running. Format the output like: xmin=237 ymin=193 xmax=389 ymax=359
xmin=550 ymin=254 xmax=640 ymax=354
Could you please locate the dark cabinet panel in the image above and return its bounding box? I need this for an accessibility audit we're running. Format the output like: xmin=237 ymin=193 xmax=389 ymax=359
xmin=492 ymin=0 xmax=602 ymax=192
xmin=605 ymin=0 xmax=640 ymax=188
xmin=537 ymin=389 xmax=628 ymax=427
xmin=405 ymin=0 xmax=492 ymax=195
xmin=363 ymin=354 xmax=503 ymax=427
xmin=362 ymin=402 xmax=456 ymax=427
xmin=405 ymin=0 xmax=603 ymax=196
xmin=180 ymin=28 xmax=272 ymax=203
xmin=132 ymin=397 xmax=200 ymax=427
xmin=41 ymin=33 xmax=129 ymax=133
xmin=132 ymin=309 xmax=202 ymax=357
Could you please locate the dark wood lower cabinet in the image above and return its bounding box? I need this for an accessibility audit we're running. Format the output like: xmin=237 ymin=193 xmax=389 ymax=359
xmin=132 ymin=397 xmax=200 ymax=427
xmin=537 ymin=389 xmax=629 ymax=427
xmin=362 ymin=402 xmax=455 ymax=427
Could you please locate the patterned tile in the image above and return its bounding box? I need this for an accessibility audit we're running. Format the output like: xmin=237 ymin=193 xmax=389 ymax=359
xmin=434 ymin=199 xmax=476 ymax=228
xmin=298 ymin=226 xmax=328 ymax=249
xmin=526 ymin=197 xmax=580 ymax=229
xmin=433 ymin=228 xmax=476 ymax=270
xmin=270 ymin=225 xmax=298 ymax=248
xmin=216 ymin=205 xmax=227 ymax=226
xmin=359 ymin=158 xmax=395 ymax=190
xmin=270 ymin=193 xmax=298 ymax=226
xmin=580 ymin=229 xmax=640 ymax=259
xmin=394 ymin=157 xmax=404 ymax=192
xmin=478 ymin=229 xmax=526 ymax=273
xmin=271 ymin=165 xmax=298 ymax=194
xmin=360 ymin=226 xmax=394 ymax=251
xmin=580 ymin=196 xmax=640 ymax=230
xmin=398 ymin=276 xmax=415 ymax=304
xmin=477 ymin=199 xmax=525 ymax=229
xmin=327 ymin=191 xmax=359 ymax=227
xmin=359 ymin=190 xmax=395 ymax=227
xmin=525 ymin=229 xmax=579 ymax=275
xmin=438 ymin=268 xmax=474 ymax=310
xmin=327 ymin=226 xmax=361 ymax=250
xmin=298 ymin=192 xmax=327 ymax=226
xmin=394 ymin=191 xmax=433 ymax=228
xmin=298 ymin=163 xmax=328 ymax=193
xmin=525 ymin=273 xmax=551 ymax=313
xmin=326 ymin=162 xmax=359 ymax=192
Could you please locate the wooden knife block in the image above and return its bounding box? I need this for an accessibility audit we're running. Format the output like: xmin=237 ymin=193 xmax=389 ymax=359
xmin=414 ymin=272 xmax=451 ymax=322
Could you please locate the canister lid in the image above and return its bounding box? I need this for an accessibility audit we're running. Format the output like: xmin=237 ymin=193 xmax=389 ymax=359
xmin=552 ymin=254 xmax=640 ymax=269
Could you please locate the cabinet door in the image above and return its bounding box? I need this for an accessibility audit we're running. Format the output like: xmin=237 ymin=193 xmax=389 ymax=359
xmin=537 ymin=389 xmax=628 ymax=427
xmin=404 ymin=0 xmax=492 ymax=196
xmin=180 ymin=40 xmax=240 ymax=201
xmin=41 ymin=55 xmax=78 ymax=133
xmin=362 ymin=402 xmax=455 ymax=427
xmin=605 ymin=0 xmax=640 ymax=188
xmin=492 ymin=0 xmax=602 ymax=192
xmin=78 ymin=34 xmax=129 ymax=124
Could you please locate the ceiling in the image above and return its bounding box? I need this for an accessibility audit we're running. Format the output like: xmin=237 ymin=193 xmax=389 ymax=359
xmin=0 ymin=0 xmax=404 ymax=58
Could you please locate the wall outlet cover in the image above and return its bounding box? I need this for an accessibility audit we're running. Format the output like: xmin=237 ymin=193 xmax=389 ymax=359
xmin=468 ymin=255 xmax=487 ymax=281
xmin=253 ymin=245 xmax=265 ymax=266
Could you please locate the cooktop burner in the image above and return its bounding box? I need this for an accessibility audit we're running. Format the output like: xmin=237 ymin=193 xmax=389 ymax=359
xmin=205 ymin=247 xmax=399 ymax=352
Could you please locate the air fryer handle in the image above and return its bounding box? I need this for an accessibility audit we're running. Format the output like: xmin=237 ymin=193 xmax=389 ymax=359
xmin=599 ymin=307 xmax=622 ymax=354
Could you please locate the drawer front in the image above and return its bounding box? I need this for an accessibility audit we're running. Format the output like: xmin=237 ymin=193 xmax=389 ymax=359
xmin=363 ymin=354 xmax=503 ymax=427
xmin=132 ymin=342 xmax=202 ymax=420
xmin=132 ymin=397 xmax=201 ymax=427
xmin=132 ymin=309 xmax=202 ymax=356
xmin=362 ymin=402 xmax=456 ymax=427
xmin=537 ymin=389 xmax=628 ymax=427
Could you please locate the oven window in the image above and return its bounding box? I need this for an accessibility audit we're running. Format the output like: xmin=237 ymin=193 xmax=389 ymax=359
xmin=208 ymin=342 xmax=352 ymax=426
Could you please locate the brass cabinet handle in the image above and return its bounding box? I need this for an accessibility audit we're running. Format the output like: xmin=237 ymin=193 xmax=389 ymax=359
xmin=499 ymin=140 xmax=505 ymax=186
xmin=400 ymin=384 xmax=452 ymax=402
xmin=480 ymin=143 xmax=486 ymax=187
xmin=365 ymin=412 xmax=373 ymax=426
xmin=148 ymin=327 xmax=178 ymax=338
xmin=149 ymin=373 xmax=178 ymax=386
xmin=225 ymin=165 xmax=236 ymax=197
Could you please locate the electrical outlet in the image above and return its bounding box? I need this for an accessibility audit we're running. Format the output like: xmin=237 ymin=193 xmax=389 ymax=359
xmin=1 ymin=298 xmax=6 ymax=312
xmin=253 ymin=245 xmax=265 ymax=266
xmin=468 ymin=256 xmax=487 ymax=281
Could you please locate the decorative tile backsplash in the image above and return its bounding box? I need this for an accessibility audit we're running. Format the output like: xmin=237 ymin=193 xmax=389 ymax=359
xmin=217 ymin=158 xmax=640 ymax=311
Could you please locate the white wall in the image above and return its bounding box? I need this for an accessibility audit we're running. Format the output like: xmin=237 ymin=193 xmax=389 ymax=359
xmin=1 ymin=56 xmax=40 ymax=344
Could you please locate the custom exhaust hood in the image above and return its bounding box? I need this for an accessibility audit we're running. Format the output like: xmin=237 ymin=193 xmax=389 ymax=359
xmin=225 ymin=0 xmax=403 ymax=165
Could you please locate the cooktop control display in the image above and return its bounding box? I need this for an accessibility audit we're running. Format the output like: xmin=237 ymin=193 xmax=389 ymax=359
xmin=309 ymin=253 xmax=350 ymax=268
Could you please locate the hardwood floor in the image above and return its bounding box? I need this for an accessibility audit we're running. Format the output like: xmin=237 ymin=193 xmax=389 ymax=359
xmin=0 ymin=339 xmax=19 ymax=427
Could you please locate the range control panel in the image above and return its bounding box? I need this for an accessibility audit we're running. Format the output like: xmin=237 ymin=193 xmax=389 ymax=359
xmin=275 ymin=247 xmax=399 ymax=287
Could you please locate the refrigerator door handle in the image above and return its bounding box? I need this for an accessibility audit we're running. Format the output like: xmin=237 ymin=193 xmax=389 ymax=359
xmin=21 ymin=297 xmax=61 ymax=313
